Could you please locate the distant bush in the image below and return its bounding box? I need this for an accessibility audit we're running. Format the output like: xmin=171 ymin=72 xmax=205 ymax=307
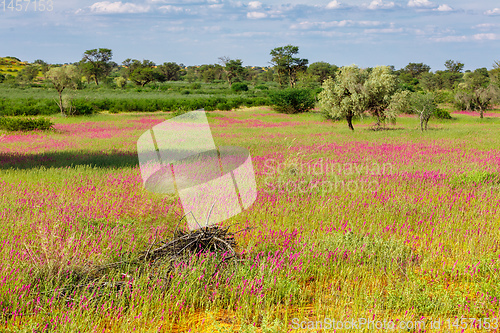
xmin=190 ymin=83 xmax=202 ymax=90
xmin=269 ymin=88 xmax=315 ymax=114
xmin=0 ymin=95 xmax=272 ymax=115
xmin=433 ymin=108 xmax=452 ymax=119
xmin=0 ymin=98 xmax=59 ymax=116
xmin=231 ymin=82 xmax=248 ymax=92
xmin=216 ymin=102 xmax=232 ymax=111
xmin=115 ymin=77 xmax=127 ymax=89
xmin=0 ymin=116 xmax=53 ymax=131
xmin=69 ymin=99 xmax=94 ymax=116
xmin=254 ymin=85 xmax=268 ymax=90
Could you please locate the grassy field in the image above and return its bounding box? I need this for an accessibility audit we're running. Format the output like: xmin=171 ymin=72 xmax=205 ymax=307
xmin=1 ymin=107 xmax=500 ymax=332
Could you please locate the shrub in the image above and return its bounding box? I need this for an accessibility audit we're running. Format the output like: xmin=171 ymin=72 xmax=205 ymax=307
xmin=231 ymin=82 xmax=248 ymax=92
xmin=254 ymin=85 xmax=268 ymax=90
xmin=69 ymin=99 xmax=94 ymax=116
xmin=269 ymin=88 xmax=315 ymax=114
xmin=433 ymin=108 xmax=452 ymax=119
xmin=190 ymin=83 xmax=202 ymax=90
xmin=0 ymin=116 xmax=53 ymax=131
xmin=216 ymin=102 xmax=232 ymax=111
xmin=115 ymin=77 xmax=127 ymax=88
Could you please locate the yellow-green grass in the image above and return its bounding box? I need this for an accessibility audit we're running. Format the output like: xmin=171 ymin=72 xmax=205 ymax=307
xmin=0 ymin=107 xmax=499 ymax=332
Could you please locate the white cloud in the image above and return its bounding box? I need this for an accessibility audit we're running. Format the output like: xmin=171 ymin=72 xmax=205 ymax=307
xmin=226 ymin=31 xmax=271 ymax=37
xmin=407 ymin=0 xmax=434 ymax=8
xmin=485 ymin=8 xmax=500 ymax=16
xmin=290 ymin=20 xmax=382 ymax=30
xmin=473 ymin=33 xmax=500 ymax=40
xmin=474 ymin=23 xmax=500 ymax=29
xmin=326 ymin=1 xmax=341 ymax=9
xmin=435 ymin=4 xmax=453 ymax=12
xmin=89 ymin=1 xmax=150 ymax=13
xmin=364 ymin=27 xmax=403 ymax=33
xmin=248 ymin=1 xmax=262 ymax=9
xmin=431 ymin=35 xmax=467 ymax=42
xmin=367 ymin=0 xmax=395 ymax=10
xmin=159 ymin=5 xmax=184 ymax=13
xmin=247 ymin=11 xmax=267 ymax=19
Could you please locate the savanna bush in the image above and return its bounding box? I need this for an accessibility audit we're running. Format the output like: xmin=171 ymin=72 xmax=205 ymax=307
xmin=433 ymin=108 xmax=452 ymax=119
xmin=231 ymin=82 xmax=249 ymax=92
xmin=69 ymin=99 xmax=94 ymax=116
xmin=269 ymin=88 xmax=315 ymax=114
xmin=0 ymin=98 xmax=58 ymax=116
xmin=115 ymin=77 xmax=127 ymax=88
xmin=0 ymin=116 xmax=53 ymax=131
xmin=216 ymin=102 xmax=232 ymax=111
xmin=190 ymin=83 xmax=202 ymax=90
xmin=0 ymin=95 xmax=272 ymax=115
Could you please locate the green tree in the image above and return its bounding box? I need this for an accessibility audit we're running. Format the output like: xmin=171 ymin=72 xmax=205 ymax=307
xmin=157 ymin=62 xmax=181 ymax=81
xmin=401 ymin=62 xmax=431 ymax=78
xmin=307 ymin=61 xmax=338 ymax=84
xmin=270 ymin=45 xmax=308 ymax=87
xmin=257 ymin=68 xmax=274 ymax=82
xmin=318 ymin=65 xmax=367 ymax=131
xmin=319 ymin=65 xmax=399 ymax=131
xmin=454 ymin=68 xmax=499 ymax=118
xmin=444 ymin=60 xmax=464 ymax=73
xmin=389 ymin=91 xmax=437 ymax=131
xmin=197 ymin=64 xmax=224 ymax=83
xmin=79 ymin=48 xmax=113 ymax=85
xmin=122 ymin=59 xmax=159 ymax=87
xmin=16 ymin=64 xmax=39 ymax=83
xmin=218 ymin=57 xmax=248 ymax=86
xmin=434 ymin=70 xmax=462 ymax=90
xmin=419 ymin=72 xmax=440 ymax=91
xmin=33 ymin=59 xmax=50 ymax=78
xmin=46 ymin=65 xmax=81 ymax=116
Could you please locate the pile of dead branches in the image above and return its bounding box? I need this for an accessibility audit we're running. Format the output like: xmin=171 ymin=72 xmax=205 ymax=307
xmin=32 ymin=221 xmax=247 ymax=303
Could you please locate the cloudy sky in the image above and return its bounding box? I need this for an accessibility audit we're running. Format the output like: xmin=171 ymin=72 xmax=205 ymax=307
xmin=2 ymin=0 xmax=499 ymax=70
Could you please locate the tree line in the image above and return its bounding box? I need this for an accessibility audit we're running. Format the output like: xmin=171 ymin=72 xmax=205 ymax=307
xmin=1 ymin=46 xmax=499 ymax=124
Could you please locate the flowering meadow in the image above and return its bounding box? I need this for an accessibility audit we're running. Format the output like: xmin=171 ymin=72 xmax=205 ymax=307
xmin=1 ymin=107 xmax=500 ymax=332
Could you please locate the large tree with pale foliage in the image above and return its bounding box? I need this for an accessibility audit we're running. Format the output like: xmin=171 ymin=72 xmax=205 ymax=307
xmin=318 ymin=65 xmax=367 ymax=131
xmin=364 ymin=66 xmax=398 ymax=126
xmin=318 ymin=65 xmax=398 ymax=131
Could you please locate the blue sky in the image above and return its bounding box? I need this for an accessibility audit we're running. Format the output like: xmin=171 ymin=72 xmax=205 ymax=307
xmin=2 ymin=0 xmax=500 ymax=71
